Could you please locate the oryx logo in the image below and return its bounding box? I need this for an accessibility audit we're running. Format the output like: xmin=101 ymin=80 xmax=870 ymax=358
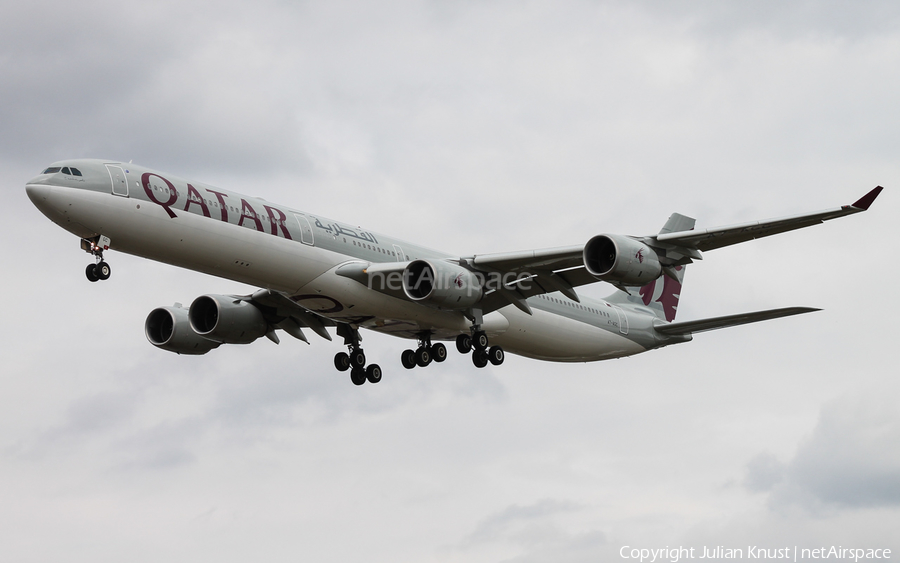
xmin=639 ymin=266 xmax=683 ymax=322
xmin=635 ymin=249 xmax=644 ymax=263
xmin=454 ymin=273 xmax=464 ymax=288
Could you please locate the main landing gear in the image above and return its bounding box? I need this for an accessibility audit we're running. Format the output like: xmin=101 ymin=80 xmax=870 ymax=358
xmin=334 ymin=324 xmax=382 ymax=386
xmin=82 ymin=236 xmax=112 ymax=283
xmin=456 ymin=330 xmax=504 ymax=369
xmin=400 ymin=333 xmax=447 ymax=370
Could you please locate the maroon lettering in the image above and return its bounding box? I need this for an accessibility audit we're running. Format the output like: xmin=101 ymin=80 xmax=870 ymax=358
xmin=263 ymin=205 xmax=292 ymax=240
xmin=206 ymin=189 xmax=230 ymax=223
xmin=238 ymin=198 xmax=264 ymax=232
xmin=183 ymin=184 xmax=210 ymax=217
xmin=142 ymin=173 xmax=178 ymax=218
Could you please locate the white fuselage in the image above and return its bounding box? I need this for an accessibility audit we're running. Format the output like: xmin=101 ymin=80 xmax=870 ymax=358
xmin=27 ymin=160 xmax=659 ymax=363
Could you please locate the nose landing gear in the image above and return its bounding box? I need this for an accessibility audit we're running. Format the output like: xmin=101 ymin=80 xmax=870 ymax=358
xmin=82 ymin=236 xmax=112 ymax=282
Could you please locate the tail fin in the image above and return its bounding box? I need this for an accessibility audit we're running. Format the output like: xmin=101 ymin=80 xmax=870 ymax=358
xmin=607 ymin=213 xmax=694 ymax=322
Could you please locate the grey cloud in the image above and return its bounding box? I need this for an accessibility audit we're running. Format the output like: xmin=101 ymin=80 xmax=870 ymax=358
xmin=747 ymin=391 xmax=900 ymax=511
xmin=110 ymin=419 xmax=202 ymax=471
xmin=632 ymin=0 xmax=900 ymax=40
xmin=454 ymin=499 xmax=608 ymax=563
xmin=462 ymin=498 xmax=584 ymax=546
xmin=498 ymin=530 xmax=609 ymax=563
xmin=0 ymin=0 xmax=309 ymax=175
xmin=743 ymin=452 xmax=786 ymax=493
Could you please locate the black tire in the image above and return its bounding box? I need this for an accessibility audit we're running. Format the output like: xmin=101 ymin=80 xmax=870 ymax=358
xmin=85 ymin=263 xmax=99 ymax=282
xmin=350 ymin=367 xmax=366 ymax=386
xmin=350 ymin=349 xmax=366 ymax=369
xmin=401 ymin=349 xmax=417 ymax=369
xmin=431 ymin=342 xmax=447 ymax=363
xmin=366 ymin=364 xmax=382 ymax=383
xmin=334 ymin=352 xmax=351 ymax=372
xmin=474 ymin=331 xmax=489 ymax=350
xmin=456 ymin=334 xmax=471 ymax=354
xmin=95 ymin=261 xmax=111 ymax=280
xmin=415 ymin=347 xmax=431 ymax=367
xmin=472 ymin=349 xmax=489 ymax=368
xmin=488 ymin=346 xmax=505 ymax=366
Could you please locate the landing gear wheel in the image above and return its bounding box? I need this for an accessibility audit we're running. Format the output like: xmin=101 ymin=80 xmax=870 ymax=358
xmin=488 ymin=346 xmax=505 ymax=366
xmin=95 ymin=261 xmax=111 ymax=280
xmin=456 ymin=334 xmax=472 ymax=354
xmin=350 ymin=367 xmax=366 ymax=386
xmin=334 ymin=352 xmax=351 ymax=372
xmin=430 ymin=343 xmax=447 ymax=363
xmin=473 ymin=331 xmax=489 ymax=350
xmin=85 ymin=263 xmax=99 ymax=282
xmin=366 ymin=364 xmax=382 ymax=383
xmin=401 ymin=349 xmax=416 ymax=370
xmin=350 ymin=350 xmax=366 ymax=369
xmin=472 ymin=349 xmax=489 ymax=368
xmin=415 ymin=347 xmax=432 ymax=367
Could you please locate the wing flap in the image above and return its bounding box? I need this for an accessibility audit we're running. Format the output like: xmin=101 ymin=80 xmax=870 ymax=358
xmin=654 ymin=306 xmax=820 ymax=336
xmin=250 ymin=288 xmax=334 ymax=341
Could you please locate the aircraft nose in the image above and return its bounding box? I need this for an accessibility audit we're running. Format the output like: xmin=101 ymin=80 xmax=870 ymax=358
xmin=25 ymin=183 xmax=52 ymax=206
xmin=25 ymin=183 xmax=64 ymax=221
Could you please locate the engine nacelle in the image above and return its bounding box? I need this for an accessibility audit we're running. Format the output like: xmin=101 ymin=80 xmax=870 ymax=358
xmin=583 ymin=234 xmax=662 ymax=285
xmin=403 ymin=260 xmax=483 ymax=310
xmin=189 ymin=294 xmax=268 ymax=344
xmin=145 ymin=305 xmax=220 ymax=355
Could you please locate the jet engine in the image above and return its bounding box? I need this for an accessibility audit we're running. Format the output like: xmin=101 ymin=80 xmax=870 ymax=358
xmin=188 ymin=294 xmax=269 ymax=344
xmin=145 ymin=304 xmax=220 ymax=355
xmin=403 ymin=259 xmax=483 ymax=309
xmin=583 ymin=234 xmax=662 ymax=285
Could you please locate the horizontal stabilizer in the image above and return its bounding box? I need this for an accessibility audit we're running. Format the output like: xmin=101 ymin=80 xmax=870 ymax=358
xmin=654 ymin=306 xmax=821 ymax=336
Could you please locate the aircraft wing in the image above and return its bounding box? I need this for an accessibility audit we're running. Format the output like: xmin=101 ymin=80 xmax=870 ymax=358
xmin=466 ymin=187 xmax=882 ymax=315
xmin=654 ymin=186 xmax=883 ymax=252
xmin=653 ymin=307 xmax=820 ymax=336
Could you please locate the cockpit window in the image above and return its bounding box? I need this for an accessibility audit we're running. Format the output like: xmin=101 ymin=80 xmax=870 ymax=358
xmin=43 ymin=166 xmax=83 ymax=176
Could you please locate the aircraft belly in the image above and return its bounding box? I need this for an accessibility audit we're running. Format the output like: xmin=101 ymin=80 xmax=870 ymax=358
xmin=492 ymin=306 xmax=646 ymax=362
xmin=294 ymin=270 xmax=475 ymax=339
xmin=40 ymin=186 xmax=339 ymax=292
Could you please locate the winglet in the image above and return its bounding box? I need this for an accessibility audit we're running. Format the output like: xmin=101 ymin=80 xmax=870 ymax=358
xmin=851 ymin=186 xmax=883 ymax=210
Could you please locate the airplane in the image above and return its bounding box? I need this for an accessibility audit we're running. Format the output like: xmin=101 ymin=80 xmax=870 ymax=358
xmin=26 ymin=160 xmax=882 ymax=385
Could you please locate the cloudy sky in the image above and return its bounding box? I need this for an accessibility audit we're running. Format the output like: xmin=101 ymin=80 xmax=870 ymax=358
xmin=2 ymin=1 xmax=898 ymax=561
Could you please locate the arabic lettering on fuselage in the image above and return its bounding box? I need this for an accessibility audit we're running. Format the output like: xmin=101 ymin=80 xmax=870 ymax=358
xmin=140 ymin=172 xmax=293 ymax=240
xmin=312 ymin=217 xmax=378 ymax=244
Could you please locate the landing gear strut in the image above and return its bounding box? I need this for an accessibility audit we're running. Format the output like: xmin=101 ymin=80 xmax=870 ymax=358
xmin=82 ymin=236 xmax=112 ymax=282
xmin=336 ymin=324 xmax=381 ymax=385
xmin=401 ymin=332 xmax=446 ymax=370
xmin=458 ymin=308 xmax=504 ymax=368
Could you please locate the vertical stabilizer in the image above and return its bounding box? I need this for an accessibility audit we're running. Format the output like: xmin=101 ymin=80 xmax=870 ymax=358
xmin=606 ymin=213 xmax=693 ymax=322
